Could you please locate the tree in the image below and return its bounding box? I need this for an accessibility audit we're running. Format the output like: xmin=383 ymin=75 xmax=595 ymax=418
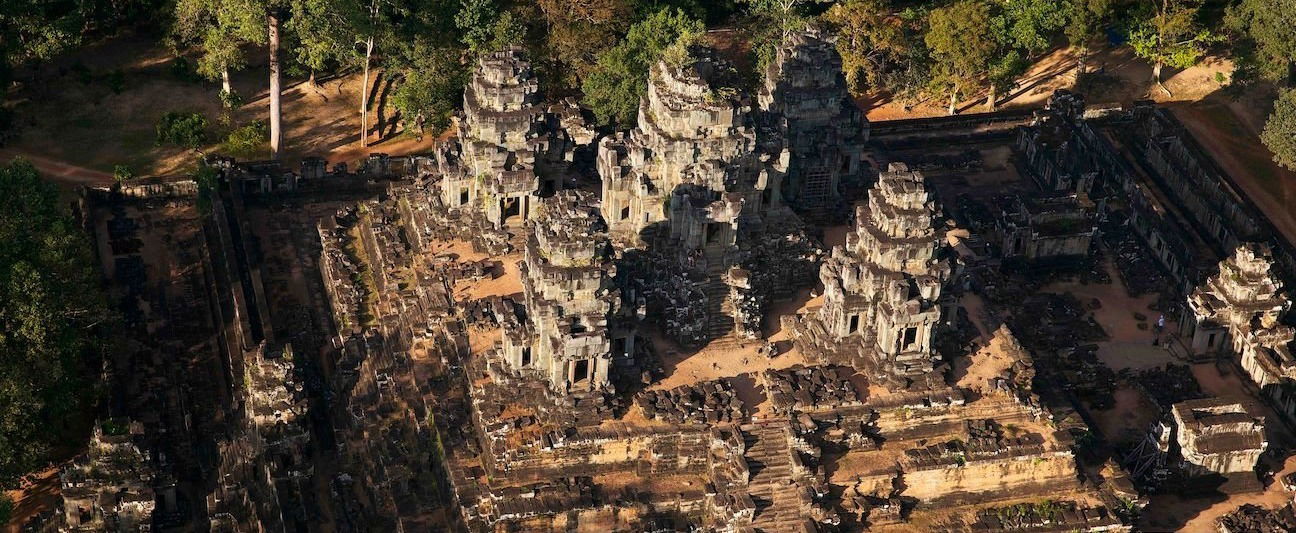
xmin=1262 ymin=89 xmax=1296 ymax=170
xmin=1126 ymin=0 xmax=1218 ymax=97
xmin=457 ymin=0 xmax=519 ymax=53
xmin=390 ymin=43 xmax=466 ymax=139
xmin=171 ymin=0 xmax=265 ymax=99
xmin=286 ymin=0 xmax=355 ymax=85
xmin=740 ymin=0 xmax=823 ymax=42
xmin=0 ymin=0 xmax=83 ymax=88
xmin=581 ymin=7 xmax=703 ymax=127
xmin=537 ymin=0 xmax=632 ymax=89
xmin=268 ymin=7 xmax=283 ymax=156
xmin=822 ymin=0 xmax=909 ymax=95
xmin=0 ymin=160 xmax=107 ymax=486
xmin=1224 ymin=0 xmax=1296 ymax=84
xmin=1063 ymin=0 xmax=1113 ymax=79
xmin=997 ymin=0 xmax=1067 ymax=54
xmin=986 ymin=49 xmax=1028 ymax=110
xmin=156 ymin=111 xmax=211 ymax=150
xmin=925 ymin=0 xmax=996 ymax=114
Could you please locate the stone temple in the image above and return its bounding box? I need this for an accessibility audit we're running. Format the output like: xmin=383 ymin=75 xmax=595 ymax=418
xmin=36 ymin=27 xmax=1296 ymax=533
xmin=499 ymin=190 xmax=626 ymax=393
xmin=759 ymin=28 xmax=869 ymax=214
xmin=787 ymin=163 xmax=950 ymax=390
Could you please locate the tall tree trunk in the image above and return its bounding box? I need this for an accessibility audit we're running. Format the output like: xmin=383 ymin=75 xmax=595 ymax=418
xmin=360 ymin=36 xmax=374 ymax=147
xmin=268 ymin=12 xmax=283 ymax=159
xmin=1074 ymin=47 xmax=1088 ymax=84
xmin=986 ymin=84 xmax=997 ymax=112
xmin=948 ymin=84 xmax=958 ymax=115
xmin=221 ymin=68 xmax=232 ymax=98
xmin=1153 ymin=61 xmax=1172 ymax=97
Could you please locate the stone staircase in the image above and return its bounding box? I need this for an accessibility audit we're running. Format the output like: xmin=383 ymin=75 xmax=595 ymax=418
xmin=702 ymin=272 xmax=735 ymax=342
xmin=741 ymin=423 xmax=808 ymax=532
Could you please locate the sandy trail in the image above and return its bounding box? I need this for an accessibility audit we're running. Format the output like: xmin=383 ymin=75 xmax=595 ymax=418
xmin=0 ymin=149 xmax=113 ymax=186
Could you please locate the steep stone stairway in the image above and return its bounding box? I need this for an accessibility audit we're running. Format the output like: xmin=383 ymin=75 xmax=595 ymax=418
xmin=741 ymin=423 xmax=807 ymax=532
xmin=702 ymin=271 xmax=735 ymax=342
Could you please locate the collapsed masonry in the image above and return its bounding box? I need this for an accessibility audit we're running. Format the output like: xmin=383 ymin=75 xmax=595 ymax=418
xmin=787 ymin=163 xmax=950 ymax=390
xmin=25 ymin=423 xmax=156 ymax=531
xmin=1184 ymin=243 xmax=1296 ymax=418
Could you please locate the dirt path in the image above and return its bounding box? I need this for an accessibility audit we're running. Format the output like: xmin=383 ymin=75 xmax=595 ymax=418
xmin=0 ymin=148 xmax=113 ymax=186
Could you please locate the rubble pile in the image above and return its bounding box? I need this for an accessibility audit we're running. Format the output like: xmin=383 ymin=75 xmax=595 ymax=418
xmin=763 ymin=366 xmax=860 ymax=414
xmin=618 ymin=250 xmax=711 ymax=347
xmin=971 ymin=501 xmax=1123 ymax=531
xmin=635 ymin=380 xmax=746 ymax=425
xmin=1133 ymin=364 xmax=1206 ymax=408
xmin=1102 ymin=216 xmax=1170 ymax=297
xmin=1217 ymin=504 xmax=1296 ymax=533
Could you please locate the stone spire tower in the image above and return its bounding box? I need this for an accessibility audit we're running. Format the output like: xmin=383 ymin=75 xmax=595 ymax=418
xmin=598 ymin=44 xmax=788 ymax=265
xmin=759 ymin=29 xmax=869 ymax=213
xmin=790 ymin=163 xmax=949 ymax=389
xmin=438 ymin=46 xmax=588 ymax=229
xmin=1184 ymin=244 xmax=1296 ymax=415
xmin=501 ymin=191 xmax=622 ymax=393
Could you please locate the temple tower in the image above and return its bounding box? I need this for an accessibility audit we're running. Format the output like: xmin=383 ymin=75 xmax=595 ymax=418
xmin=501 ymin=191 xmax=623 ymax=392
xmin=808 ymin=163 xmax=948 ymax=388
xmin=759 ymin=30 xmax=869 ymax=213
xmin=598 ymin=44 xmax=788 ymax=267
xmin=442 ymin=47 xmax=585 ymax=229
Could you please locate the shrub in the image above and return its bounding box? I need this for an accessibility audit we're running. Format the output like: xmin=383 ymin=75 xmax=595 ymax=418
xmin=0 ymin=493 xmax=12 ymax=525
xmin=1262 ymin=89 xmax=1296 ymax=171
xmin=155 ymin=111 xmax=208 ymax=150
xmin=169 ymin=57 xmax=202 ymax=83
xmin=103 ymin=69 xmax=126 ymax=94
xmin=113 ymin=165 xmax=134 ymax=182
xmin=221 ymin=121 xmax=268 ymax=159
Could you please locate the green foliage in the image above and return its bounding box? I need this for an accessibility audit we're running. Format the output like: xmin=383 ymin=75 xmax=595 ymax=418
xmin=925 ymin=0 xmax=996 ymax=93
xmin=536 ymin=0 xmax=632 ymax=90
xmin=988 ymin=49 xmax=1028 ymax=94
xmin=996 ymin=0 xmax=1067 ymax=54
xmin=193 ymin=163 xmax=220 ymax=214
xmin=824 ymin=0 xmax=931 ymax=99
xmin=1063 ymin=0 xmax=1112 ymax=50
xmin=457 ymin=0 xmax=513 ymax=53
xmin=221 ymin=120 xmax=269 ymax=158
xmin=286 ymin=0 xmax=358 ymax=75
xmin=390 ymin=44 xmax=467 ymax=139
xmin=170 ymin=0 xmax=267 ymax=86
xmin=1224 ymin=0 xmax=1296 ymax=84
xmin=100 ymin=418 xmax=129 ymax=436
xmin=0 ymin=160 xmax=107 ymax=486
xmin=156 ymin=111 xmax=210 ymax=149
xmin=219 ymin=88 xmax=244 ymax=110
xmin=0 ymin=0 xmax=85 ymax=87
xmin=0 ymin=492 xmax=11 ymax=524
xmin=113 ymin=165 xmax=135 ymax=182
xmin=168 ymin=57 xmax=204 ymax=82
xmin=740 ymin=0 xmax=827 ymax=73
xmin=1126 ymin=0 xmax=1219 ymax=71
xmin=581 ymin=7 xmax=703 ymax=127
xmin=103 ymin=69 xmax=127 ymax=94
xmin=633 ymin=0 xmax=735 ymax=25
xmin=1262 ymin=89 xmax=1296 ymax=171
